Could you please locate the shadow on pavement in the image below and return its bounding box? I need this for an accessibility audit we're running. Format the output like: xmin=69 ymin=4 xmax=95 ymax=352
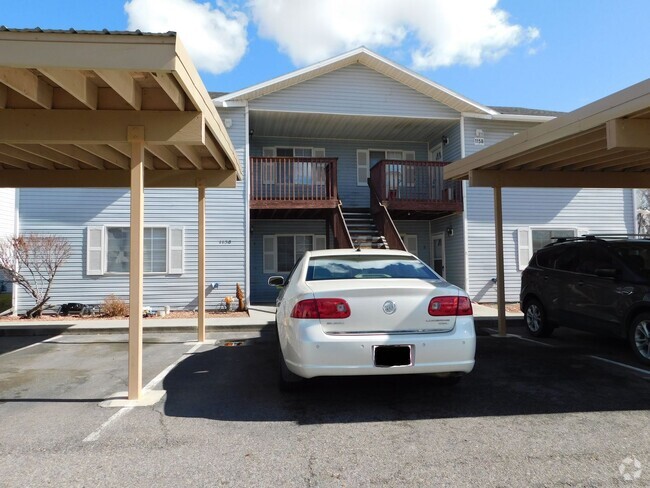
xmin=163 ymin=330 xmax=650 ymax=424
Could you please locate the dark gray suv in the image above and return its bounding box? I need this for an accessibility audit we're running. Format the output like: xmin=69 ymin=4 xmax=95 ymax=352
xmin=520 ymin=235 xmax=650 ymax=365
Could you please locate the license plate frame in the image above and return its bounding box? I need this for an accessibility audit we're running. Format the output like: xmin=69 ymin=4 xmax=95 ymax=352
xmin=372 ymin=344 xmax=414 ymax=368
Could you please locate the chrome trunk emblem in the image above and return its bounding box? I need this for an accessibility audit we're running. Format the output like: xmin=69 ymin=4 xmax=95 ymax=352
xmin=383 ymin=300 xmax=397 ymax=315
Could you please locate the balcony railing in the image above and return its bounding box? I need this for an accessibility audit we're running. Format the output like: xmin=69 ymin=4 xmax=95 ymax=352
xmin=369 ymin=160 xmax=463 ymax=213
xmin=251 ymin=157 xmax=338 ymax=207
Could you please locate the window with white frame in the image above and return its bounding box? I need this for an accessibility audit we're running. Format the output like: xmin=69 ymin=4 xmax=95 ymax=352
xmin=400 ymin=234 xmax=418 ymax=255
xmin=261 ymin=147 xmax=326 ymax=185
xmin=86 ymin=226 xmax=184 ymax=276
xmin=517 ymin=227 xmax=586 ymax=270
xmin=357 ymin=149 xmax=416 ymax=187
xmin=263 ymin=234 xmax=326 ymax=273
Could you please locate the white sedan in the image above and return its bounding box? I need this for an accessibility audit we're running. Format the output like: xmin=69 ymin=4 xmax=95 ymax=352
xmin=269 ymin=249 xmax=476 ymax=389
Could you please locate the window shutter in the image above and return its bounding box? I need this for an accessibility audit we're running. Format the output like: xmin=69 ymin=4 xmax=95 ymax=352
xmin=86 ymin=226 xmax=104 ymax=276
xmin=357 ymin=149 xmax=369 ymax=186
xmin=168 ymin=227 xmax=184 ymax=274
xmin=406 ymin=235 xmax=418 ymax=255
xmin=314 ymin=235 xmax=327 ymax=251
xmin=262 ymin=147 xmax=276 ymax=157
xmin=517 ymin=228 xmax=531 ymax=270
xmin=312 ymin=148 xmax=326 ymax=157
xmin=263 ymin=235 xmax=276 ymax=273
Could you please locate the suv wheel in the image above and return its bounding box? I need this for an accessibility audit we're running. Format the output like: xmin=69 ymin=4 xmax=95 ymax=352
xmin=629 ymin=314 xmax=650 ymax=366
xmin=523 ymin=299 xmax=554 ymax=337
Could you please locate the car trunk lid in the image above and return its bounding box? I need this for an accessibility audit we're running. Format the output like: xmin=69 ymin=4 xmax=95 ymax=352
xmin=305 ymin=279 xmax=462 ymax=334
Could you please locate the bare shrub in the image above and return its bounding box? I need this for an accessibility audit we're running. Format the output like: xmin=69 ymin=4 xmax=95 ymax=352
xmin=0 ymin=234 xmax=70 ymax=318
xmin=102 ymin=294 xmax=129 ymax=317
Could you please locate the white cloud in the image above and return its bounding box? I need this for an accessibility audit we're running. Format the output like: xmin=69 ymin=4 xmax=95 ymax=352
xmin=249 ymin=0 xmax=540 ymax=69
xmin=124 ymin=0 xmax=248 ymax=75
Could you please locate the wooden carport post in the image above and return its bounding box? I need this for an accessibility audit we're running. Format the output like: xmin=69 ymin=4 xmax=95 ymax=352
xmin=198 ymin=183 xmax=206 ymax=342
xmin=493 ymin=186 xmax=507 ymax=336
xmin=128 ymin=126 xmax=145 ymax=400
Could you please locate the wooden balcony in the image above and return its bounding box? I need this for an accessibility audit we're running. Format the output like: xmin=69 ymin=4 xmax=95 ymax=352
xmin=250 ymin=157 xmax=339 ymax=218
xmin=369 ymin=160 xmax=463 ymax=219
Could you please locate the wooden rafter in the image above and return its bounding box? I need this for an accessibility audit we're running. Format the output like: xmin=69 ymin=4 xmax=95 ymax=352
xmin=10 ymin=144 xmax=80 ymax=169
xmin=79 ymin=144 xmax=130 ymax=169
xmin=176 ymin=144 xmax=202 ymax=168
xmin=95 ymin=69 xmax=142 ymax=110
xmin=38 ymin=68 xmax=98 ymax=109
xmin=145 ymin=144 xmax=178 ymax=169
xmin=0 ymin=144 xmax=57 ymax=169
xmin=150 ymin=72 xmax=185 ymax=111
xmin=0 ymin=67 xmax=53 ymax=108
xmin=46 ymin=144 xmax=106 ymax=169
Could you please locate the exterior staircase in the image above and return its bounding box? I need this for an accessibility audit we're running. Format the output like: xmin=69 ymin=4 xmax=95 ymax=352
xmin=341 ymin=208 xmax=389 ymax=249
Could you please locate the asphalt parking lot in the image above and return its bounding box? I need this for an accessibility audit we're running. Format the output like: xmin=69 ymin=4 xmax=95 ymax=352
xmin=0 ymin=325 xmax=648 ymax=487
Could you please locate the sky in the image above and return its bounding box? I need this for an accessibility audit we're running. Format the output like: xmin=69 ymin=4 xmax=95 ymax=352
xmin=1 ymin=0 xmax=649 ymax=112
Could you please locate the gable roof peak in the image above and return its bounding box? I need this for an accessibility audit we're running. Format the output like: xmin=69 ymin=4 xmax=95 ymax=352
xmin=216 ymin=47 xmax=495 ymax=115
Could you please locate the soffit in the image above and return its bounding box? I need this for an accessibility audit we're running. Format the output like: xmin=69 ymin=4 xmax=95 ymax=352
xmin=0 ymin=28 xmax=241 ymax=187
xmin=444 ymin=78 xmax=650 ymax=188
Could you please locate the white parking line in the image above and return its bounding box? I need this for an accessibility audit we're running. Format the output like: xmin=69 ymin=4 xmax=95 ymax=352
xmin=0 ymin=334 xmax=63 ymax=357
xmin=588 ymin=355 xmax=650 ymax=376
xmin=484 ymin=328 xmax=557 ymax=348
xmin=83 ymin=341 xmax=207 ymax=443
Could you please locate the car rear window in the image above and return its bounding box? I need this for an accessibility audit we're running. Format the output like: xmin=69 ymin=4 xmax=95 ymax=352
xmin=306 ymin=255 xmax=440 ymax=281
xmin=610 ymin=242 xmax=650 ymax=275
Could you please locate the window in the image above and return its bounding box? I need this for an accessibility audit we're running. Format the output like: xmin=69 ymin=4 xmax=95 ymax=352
xmin=261 ymin=147 xmax=326 ymax=185
xmin=358 ymin=149 xmax=416 ymax=187
xmin=106 ymin=227 xmax=167 ymax=273
xmin=531 ymin=229 xmax=576 ymax=253
xmin=263 ymin=234 xmax=326 ymax=273
xmin=518 ymin=226 xmax=585 ymax=270
xmin=86 ymin=226 xmax=184 ymax=276
xmin=306 ymin=255 xmax=438 ymax=281
xmin=400 ymin=234 xmax=418 ymax=255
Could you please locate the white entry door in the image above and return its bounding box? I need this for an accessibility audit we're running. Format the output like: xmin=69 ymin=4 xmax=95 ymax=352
xmin=431 ymin=232 xmax=446 ymax=278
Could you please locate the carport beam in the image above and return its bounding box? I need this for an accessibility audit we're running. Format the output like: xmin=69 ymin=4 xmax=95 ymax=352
xmin=198 ymin=184 xmax=206 ymax=342
xmin=128 ymin=127 xmax=145 ymax=400
xmin=494 ymin=186 xmax=507 ymax=336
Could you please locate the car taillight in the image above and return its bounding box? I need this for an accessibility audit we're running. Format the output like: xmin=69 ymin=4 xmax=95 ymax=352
xmin=428 ymin=296 xmax=473 ymax=316
xmin=291 ymin=298 xmax=351 ymax=319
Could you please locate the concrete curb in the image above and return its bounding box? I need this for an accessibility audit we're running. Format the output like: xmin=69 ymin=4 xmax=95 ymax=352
xmin=0 ymin=317 xmax=521 ymax=336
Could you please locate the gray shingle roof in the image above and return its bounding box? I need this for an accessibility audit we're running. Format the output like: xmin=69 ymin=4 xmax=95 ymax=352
xmin=0 ymin=26 xmax=176 ymax=36
xmin=490 ymin=106 xmax=565 ymax=117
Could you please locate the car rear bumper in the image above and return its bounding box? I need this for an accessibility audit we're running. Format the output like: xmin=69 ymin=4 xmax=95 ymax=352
xmin=281 ymin=317 xmax=476 ymax=378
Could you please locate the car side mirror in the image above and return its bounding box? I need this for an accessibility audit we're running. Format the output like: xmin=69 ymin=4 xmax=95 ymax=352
xmin=595 ymin=268 xmax=617 ymax=279
xmin=268 ymin=276 xmax=285 ymax=287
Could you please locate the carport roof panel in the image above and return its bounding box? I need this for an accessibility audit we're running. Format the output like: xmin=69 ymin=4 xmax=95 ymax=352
xmin=0 ymin=28 xmax=242 ymax=185
xmin=445 ymin=78 xmax=650 ymax=185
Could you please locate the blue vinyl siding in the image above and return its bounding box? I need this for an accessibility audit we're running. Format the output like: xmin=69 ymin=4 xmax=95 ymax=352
xmin=250 ymin=220 xmax=327 ymax=303
xmin=251 ymin=137 xmax=428 ymax=207
xmin=15 ymin=108 xmax=248 ymax=313
xmin=249 ymin=64 xmax=460 ymax=119
xmin=462 ymin=118 xmax=634 ymax=302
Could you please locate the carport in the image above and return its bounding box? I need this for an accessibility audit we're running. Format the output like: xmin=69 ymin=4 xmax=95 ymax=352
xmin=0 ymin=29 xmax=242 ymax=402
xmin=445 ymin=78 xmax=650 ymax=335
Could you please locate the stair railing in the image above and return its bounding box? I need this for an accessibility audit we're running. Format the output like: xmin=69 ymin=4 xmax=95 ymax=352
xmin=368 ymin=179 xmax=407 ymax=251
xmin=332 ymin=203 xmax=354 ymax=248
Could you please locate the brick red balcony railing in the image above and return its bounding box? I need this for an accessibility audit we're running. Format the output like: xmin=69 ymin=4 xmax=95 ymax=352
xmin=250 ymin=157 xmax=339 ymax=208
xmin=369 ymin=160 xmax=463 ymax=214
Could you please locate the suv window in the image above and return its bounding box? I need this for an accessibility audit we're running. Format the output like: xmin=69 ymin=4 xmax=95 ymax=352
xmin=536 ymin=244 xmax=578 ymax=271
xmin=610 ymin=242 xmax=650 ymax=277
xmin=575 ymin=244 xmax=615 ymax=275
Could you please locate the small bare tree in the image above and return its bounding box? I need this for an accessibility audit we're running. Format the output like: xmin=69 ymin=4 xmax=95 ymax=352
xmin=0 ymin=235 xmax=71 ymax=318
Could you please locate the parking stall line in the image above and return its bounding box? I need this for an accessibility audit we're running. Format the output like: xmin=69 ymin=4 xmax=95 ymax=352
xmin=588 ymin=355 xmax=650 ymax=376
xmin=483 ymin=328 xmax=557 ymax=348
xmin=83 ymin=341 xmax=208 ymax=443
xmin=0 ymin=334 xmax=63 ymax=357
